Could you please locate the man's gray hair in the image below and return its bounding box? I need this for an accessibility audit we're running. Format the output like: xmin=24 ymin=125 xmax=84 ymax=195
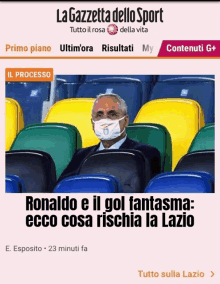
xmin=92 ymin=93 xmax=128 ymax=115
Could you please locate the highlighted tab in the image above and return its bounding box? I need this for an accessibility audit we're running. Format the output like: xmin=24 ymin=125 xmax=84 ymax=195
xmin=5 ymin=68 xmax=53 ymax=82
xmin=158 ymin=40 xmax=220 ymax=57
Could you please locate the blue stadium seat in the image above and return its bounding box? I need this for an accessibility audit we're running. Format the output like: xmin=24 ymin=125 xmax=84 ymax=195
xmin=6 ymin=150 xmax=57 ymax=193
xmin=55 ymin=75 xmax=85 ymax=100
xmin=76 ymin=78 xmax=143 ymax=122
xmin=175 ymin=150 xmax=215 ymax=177
xmin=85 ymin=75 xmax=151 ymax=82
xmin=54 ymin=174 xmax=120 ymax=193
xmin=150 ymin=76 xmax=215 ymax=123
xmin=85 ymin=75 xmax=156 ymax=102
xmin=56 ymin=75 xmax=85 ymax=83
xmin=145 ymin=171 xmax=214 ymax=193
xmin=78 ymin=149 xmax=151 ymax=193
xmin=158 ymin=75 xmax=215 ymax=81
xmin=5 ymin=174 xmax=25 ymax=193
xmin=6 ymin=82 xmax=51 ymax=126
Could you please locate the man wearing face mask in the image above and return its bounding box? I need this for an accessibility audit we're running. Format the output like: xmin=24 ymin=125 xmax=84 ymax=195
xmin=57 ymin=93 xmax=161 ymax=183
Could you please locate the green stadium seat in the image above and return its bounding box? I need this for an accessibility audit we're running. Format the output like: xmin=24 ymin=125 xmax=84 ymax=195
xmin=10 ymin=123 xmax=82 ymax=179
xmin=126 ymin=123 xmax=172 ymax=172
xmin=188 ymin=123 xmax=214 ymax=153
xmin=44 ymin=98 xmax=98 ymax=148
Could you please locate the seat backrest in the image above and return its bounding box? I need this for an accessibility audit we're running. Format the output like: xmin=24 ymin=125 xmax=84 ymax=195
xmin=56 ymin=75 xmax=84 ymax=83
xmin=10 ymin=123 xmax=82 ymax=179
xmin=158 ymin=75 xmax=215 ymax=81
xmin=56 ymin=83 xmax=79 ymax=101
xmin=6 ymin=150 xmax=57 ymax=193
xmin=6 ymin=82 xmax=51 ymax=125
xmin=126 ymin=123 xmax=172 ymax=172
xmin=78 ymin=149 xmax=150 ymax=193
xmin=44 ymin=98 xmax=99 ymax=148
xmin=54 ymin=174 xmax=120 ymax=193
xmin=55 ymin=75 xmax=85 ymax=100
xmin=150 ymin=77 xmax=214 ymax=123
xmin=175 ymin=150 xmax=215 ymax=177
xmin=145 ymin=171 xmax=214 ymax=193
xmin=134 ymin=98 xmax=205 ymax=169
xmin=6 ymin=98 xmax=24 ymax=151
xmin=188 ymin=123 xmax=214 ymax=153
xmin=5 ymin=174 xmax=25 ymax=193
xmin=85 ymin=75 xmax=151 ymax=82
xmin=76 ymin=78 xmax=143 ymax=122
xmin=85 ymin=75 xmax=154 ymax=102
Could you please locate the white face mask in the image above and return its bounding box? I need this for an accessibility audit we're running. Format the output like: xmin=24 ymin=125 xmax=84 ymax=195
xmin=92 ymin=116 xmax=126 ymax=140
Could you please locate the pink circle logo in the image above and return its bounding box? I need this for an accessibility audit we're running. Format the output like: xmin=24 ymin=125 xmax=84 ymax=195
xmin=107 ymin=24 xmax=118 ymax=35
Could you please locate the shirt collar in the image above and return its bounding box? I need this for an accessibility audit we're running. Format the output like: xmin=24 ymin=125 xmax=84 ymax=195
xmin=98 ymin=135 xmax=127 ymax=151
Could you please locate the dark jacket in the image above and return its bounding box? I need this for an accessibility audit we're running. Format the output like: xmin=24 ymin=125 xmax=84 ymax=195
xmin=57 ymin=137 xmax=161 ymax=183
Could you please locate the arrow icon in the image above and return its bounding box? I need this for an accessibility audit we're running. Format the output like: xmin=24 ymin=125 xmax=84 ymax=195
xmin=211 ymin=271 xmax=214 ymax=277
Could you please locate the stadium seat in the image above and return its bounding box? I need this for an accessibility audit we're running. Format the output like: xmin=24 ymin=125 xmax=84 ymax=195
xmin=6 ymin=82 xmax=51 ymax=125
xmin=150 ymin=77 xmax=215 ymax=123
xmin=56 ymin=75 xmax=85 ymax=84
xmin=78 ymin=149 xmax=151 ymax=193
xmin=134 ymin=98 xmax=205 ymax=169
xmin=55 ymin=75 xmax=85 ymax=100
xmin=157 ymin=75 xmax=215 ymax=81
xmin=54 ymin=174 xmax=121 ymax=193
xmin=85 ymin=75 xmax=151 ymax=82
xmin=10 ymin=123 xmax=82 ymax=179
xmin=5 ymin=174 xmax=25 ymax=193
xmin=188 ymin=123 xmax=214 ymax=153
xmin=6 ymin=98 xmax=24 ymax=151
xmin=76 ymin=78 xmax=143 ymax=123
xmin=6 ymin=150 xmax=57 ymax=193
xmin=56 ymin=83 xmax=76 ymax=101
xmin=85 ymin=75 xmax=156 ymax=102
xmin=44 ymin=98 xmax=99 ymax=148
xmin=175 ymin=150 xmax=214 ymax=177
xmin=126 ymin=123 xmax=172 ymax=172
xmin=145 ymin=171 xmax=214 ymax=193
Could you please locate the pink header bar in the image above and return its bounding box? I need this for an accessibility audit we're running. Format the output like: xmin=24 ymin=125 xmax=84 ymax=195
xmin=158 ymin=40 xmax=220 ymax=57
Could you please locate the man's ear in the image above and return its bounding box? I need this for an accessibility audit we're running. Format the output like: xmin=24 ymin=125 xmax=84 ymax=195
xmin=125 ymin=115 xmax=129 ymax=127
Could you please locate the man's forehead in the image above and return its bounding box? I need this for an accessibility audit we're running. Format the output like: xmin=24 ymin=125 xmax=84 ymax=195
xmin=93 ymin=96 xmax=120 ymax=111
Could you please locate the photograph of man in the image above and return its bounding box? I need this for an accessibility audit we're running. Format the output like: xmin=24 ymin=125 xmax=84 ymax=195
xmin=57 ymin=93 xmax=161 ymax=183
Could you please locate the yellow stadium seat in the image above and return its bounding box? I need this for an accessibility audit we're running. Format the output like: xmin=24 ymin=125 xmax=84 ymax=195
xmin=134 ymin=99 xmax=205 ymax=169
xmin=44 ymin=98 xmax=100 ymax=148
xmin=6 ymin=98 xmax=24 ymax=151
